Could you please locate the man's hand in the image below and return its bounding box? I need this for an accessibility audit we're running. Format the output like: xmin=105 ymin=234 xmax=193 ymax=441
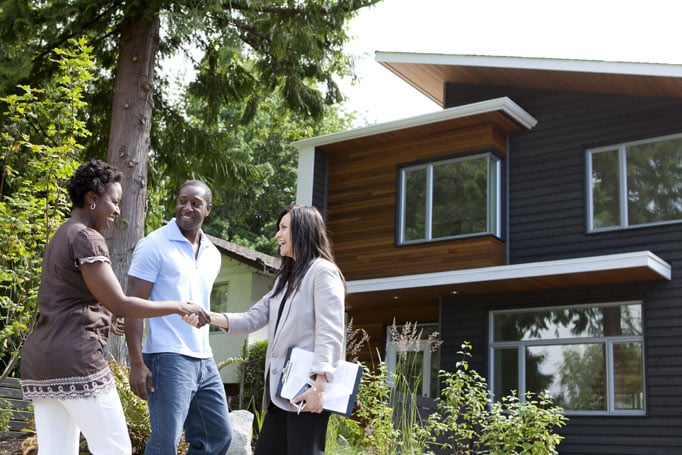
xmin=129 ymin=362 xmax=154 ymax=401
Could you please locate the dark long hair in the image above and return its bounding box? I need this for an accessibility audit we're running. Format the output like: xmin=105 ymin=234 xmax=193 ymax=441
xmin=272 ymin=205 xmax=344 ymax=297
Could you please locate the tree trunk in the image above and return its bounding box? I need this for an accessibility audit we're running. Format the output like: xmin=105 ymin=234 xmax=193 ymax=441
xmin=105 ymin=10 xmax=160 ymax=363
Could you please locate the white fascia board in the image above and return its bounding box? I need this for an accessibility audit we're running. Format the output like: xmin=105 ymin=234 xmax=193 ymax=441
xmin=346 ymin=250 xmax=670 ymax=294
xmin=375 ymin=52 xmax=682 ymax=78
xmin=292 ymin=97 xmax=537 ymax=150
xmin=295 ymin=145 xmax=315 ymax=205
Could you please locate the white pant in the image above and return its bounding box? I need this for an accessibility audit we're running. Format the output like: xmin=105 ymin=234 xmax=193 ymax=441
xmin=33 ymin=386 xmax=132 ymax=455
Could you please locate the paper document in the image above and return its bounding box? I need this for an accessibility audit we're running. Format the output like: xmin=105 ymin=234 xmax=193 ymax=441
xmin=277 ymin=347 xmax=363 ymax=417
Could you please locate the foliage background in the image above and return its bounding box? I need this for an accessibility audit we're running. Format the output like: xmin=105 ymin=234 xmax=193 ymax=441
xmin=0 ymin=38 xmax=92 ymax=381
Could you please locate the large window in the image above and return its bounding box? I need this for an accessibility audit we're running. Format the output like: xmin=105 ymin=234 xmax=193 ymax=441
xmin=398 ymin=153 xmax=500 ymax=244
xmin=587 ymin=133 xmax=682 ymax=231
xmin=490 ymin=302 xmax=644 ymax=415
xmin=209 ymin=282 xmax=229 ymax=332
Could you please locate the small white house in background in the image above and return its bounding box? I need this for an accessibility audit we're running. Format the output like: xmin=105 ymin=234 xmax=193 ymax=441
xmin=206 ymin=235 xmax=279 ymax=392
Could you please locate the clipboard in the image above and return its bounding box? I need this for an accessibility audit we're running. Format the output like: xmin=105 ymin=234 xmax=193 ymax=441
xmin=276 ymin=346 xmax=363 ymax=417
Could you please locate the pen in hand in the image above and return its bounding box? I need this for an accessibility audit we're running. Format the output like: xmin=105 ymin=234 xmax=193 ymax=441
xmin=291 ymin=383 xmax=310 ymax=415
xmin=294 ymin=399 xmax=306 ymax=415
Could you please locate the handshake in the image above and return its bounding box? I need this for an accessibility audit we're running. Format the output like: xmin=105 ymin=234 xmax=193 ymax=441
xmin=183 ymin=310 xmax=226 ymax=330
xmin=110 ymin=301 xmax=210 ymax=337
xmin=179 ymin=302 xmax=211 ymax=327
xmin=182 ymin=312 xmax=209 ymax=328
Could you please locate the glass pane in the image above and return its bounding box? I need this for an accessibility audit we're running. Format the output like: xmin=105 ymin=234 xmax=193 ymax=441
xmin=403 ymin=168 xmax=427 ymax=241
xmin=591 ymin=149 xmax=620 ymax=228
xmin=432 ymin=158 xmax=488 ymax=238
xmin=626 ymin=136 xmax=682 ymax=226
xmin=493 ymin=348 xmax=518 ymax=399
xmin=209 ymin=283 xmax=229 ymax=332
xmin=493 ymin=304 xmax=642 ymax=341
xmin=613 ymin=342 xmax=644 ymax=410
xmin=429 ymin=349 xmax=440 ymax=399
xmin=527 ymin=344 xmax=606 ymax=411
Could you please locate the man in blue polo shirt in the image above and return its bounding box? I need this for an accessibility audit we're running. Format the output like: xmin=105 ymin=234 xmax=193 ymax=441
xmin=124 ymin=180 xmax=232 ymax=454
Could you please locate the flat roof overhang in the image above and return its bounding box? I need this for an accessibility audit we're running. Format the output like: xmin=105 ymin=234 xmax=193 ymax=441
xmin=375 ymin=52 xmax=682 ymax=107
xmin=345 ymin=250 xmax=670 ymax=310
xmin=293 ymin=96 xmax=536 ymax=205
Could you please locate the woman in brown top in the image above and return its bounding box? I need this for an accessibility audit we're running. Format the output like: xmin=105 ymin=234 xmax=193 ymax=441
xmin=20 ymin=159 xmax=209 ymax=455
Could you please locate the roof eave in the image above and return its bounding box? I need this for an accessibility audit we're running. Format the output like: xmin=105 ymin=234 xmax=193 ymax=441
xmin=292 ymin=96 xmax=537 ymax=150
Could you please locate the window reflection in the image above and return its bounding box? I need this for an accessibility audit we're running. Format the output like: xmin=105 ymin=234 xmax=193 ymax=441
xmin=493 ymin=304 xmax=642 ymax=341
xmin=399 ymin=153 xmax=499 ymax=243
xmin=613 ymin=342 xmax=643 ymax=410
xmin=527 ymin=344 xmax=606 ymax=411
xmin=588 ymin=133 xmax=682 ymax=230
xmin=493 ymin=348 xmax=518 ymax=399
xmin=491 ymin=302 xmax=645 ymax=414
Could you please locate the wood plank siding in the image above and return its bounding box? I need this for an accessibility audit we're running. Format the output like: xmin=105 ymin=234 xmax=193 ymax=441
xmin=319 ymin=122 xmax=512 ymax=283
xmin=309 ymin=111 xmax=527 ymax=367
xmin=440 ymin=84 xmax=682 ymax=454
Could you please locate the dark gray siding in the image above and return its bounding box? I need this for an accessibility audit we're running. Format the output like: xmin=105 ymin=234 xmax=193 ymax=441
xmin=441 ymin=84 xmax=682 ymax=454
xmin=442 ymin=280 xmax=682 ymax=454
xmin=445 ymin=83 xmax=682 ymax=263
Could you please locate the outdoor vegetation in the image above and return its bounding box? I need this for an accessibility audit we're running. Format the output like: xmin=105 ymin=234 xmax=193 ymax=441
xmin=0 ymin=3 xmax=569 ymax=453
xmin=12 ymin=322 xmax=568 ymax=454
xmin=0 ymin=0 xmax=380 ymax=361
xmin=0 ymin=0 xmax=371 ymax=379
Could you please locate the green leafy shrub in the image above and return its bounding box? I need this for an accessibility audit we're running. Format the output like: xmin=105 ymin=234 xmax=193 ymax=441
xmin=110 ymin=359 xmax=188 ymax=454
xmin=480 ymin=391 xmax=566 ymax=455
xmin=425 ymin=342 xmax=567 ymax=455
xmin=333 ymin=335 xmax=567 ymax=455
xmin=343 ymin=360 xmax=397 ymax=454
xmin=0 ymin=397 xmax=12 ymax=434
xmin=0 ymin=37 xmax=92 ymax=381
xmin=110 ymin=359 xmax=150 ymax=453
xmin=239 ymin=339 xmax=268 ymax=413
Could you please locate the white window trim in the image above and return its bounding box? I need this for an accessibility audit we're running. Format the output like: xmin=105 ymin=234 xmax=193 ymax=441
xmin=488 ymin=301 xmax=646 ymax=416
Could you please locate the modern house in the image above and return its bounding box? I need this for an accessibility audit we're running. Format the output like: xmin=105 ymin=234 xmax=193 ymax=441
xmin=293 ymin=53 xmax=682 ymax=454
xmin=207 ymin=235 xmax=278 ymax=397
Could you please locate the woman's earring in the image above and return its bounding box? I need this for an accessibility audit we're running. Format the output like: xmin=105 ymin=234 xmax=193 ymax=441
xmin=90 ymin=202 xmax=96 ymax=210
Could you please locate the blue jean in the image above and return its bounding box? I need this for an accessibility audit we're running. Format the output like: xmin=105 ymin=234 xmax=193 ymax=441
xmin=143 ymin=353 xmax=232 ymax=455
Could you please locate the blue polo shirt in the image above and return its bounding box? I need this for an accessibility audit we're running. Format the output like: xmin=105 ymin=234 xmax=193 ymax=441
xmin=128 ymin=219 xmax=221 ymax=358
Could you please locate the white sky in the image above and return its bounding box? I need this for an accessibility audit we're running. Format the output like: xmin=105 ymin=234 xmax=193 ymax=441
xmin=341 ymin=0 xmax=682 ymax=126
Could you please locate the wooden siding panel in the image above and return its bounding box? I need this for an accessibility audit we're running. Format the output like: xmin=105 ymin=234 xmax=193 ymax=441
xmin=337 ymin=236 xmax=506 ymax=281
xmin=323 ymin=123 xmax=510 ymax=281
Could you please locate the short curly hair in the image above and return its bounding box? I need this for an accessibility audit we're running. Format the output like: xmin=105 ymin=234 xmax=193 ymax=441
xmin=66 ymin=159 xmax=123 ymax=208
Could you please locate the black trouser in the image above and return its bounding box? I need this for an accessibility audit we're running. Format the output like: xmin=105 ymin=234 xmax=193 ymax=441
xmin=255 ymin=403 xmax=331 ymax=454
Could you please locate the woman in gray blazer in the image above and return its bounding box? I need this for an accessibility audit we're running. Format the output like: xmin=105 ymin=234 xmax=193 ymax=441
xmin=186 ymin=205 xmax=346 ymax=454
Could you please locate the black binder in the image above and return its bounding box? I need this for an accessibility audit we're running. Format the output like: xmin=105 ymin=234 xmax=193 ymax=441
xmin=277 ymin=346 xmax=363 ymax=417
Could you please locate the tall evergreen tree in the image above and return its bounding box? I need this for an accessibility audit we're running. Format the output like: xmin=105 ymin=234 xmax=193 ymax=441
xmin=0 ymin=0 xmax=380 ymax=359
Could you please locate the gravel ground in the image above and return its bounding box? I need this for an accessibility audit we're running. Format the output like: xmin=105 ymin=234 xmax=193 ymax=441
xmin=0 ymin=436 xmax=26 ymax=455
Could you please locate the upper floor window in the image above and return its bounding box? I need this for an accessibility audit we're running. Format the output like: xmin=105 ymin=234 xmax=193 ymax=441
xmin=490 ymin=302 xmax=645 ymax=415
xmin=587 ymin=133 xmax=682 ymax=231
xmin=398 ymin=153 xmax=500 ymax=244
